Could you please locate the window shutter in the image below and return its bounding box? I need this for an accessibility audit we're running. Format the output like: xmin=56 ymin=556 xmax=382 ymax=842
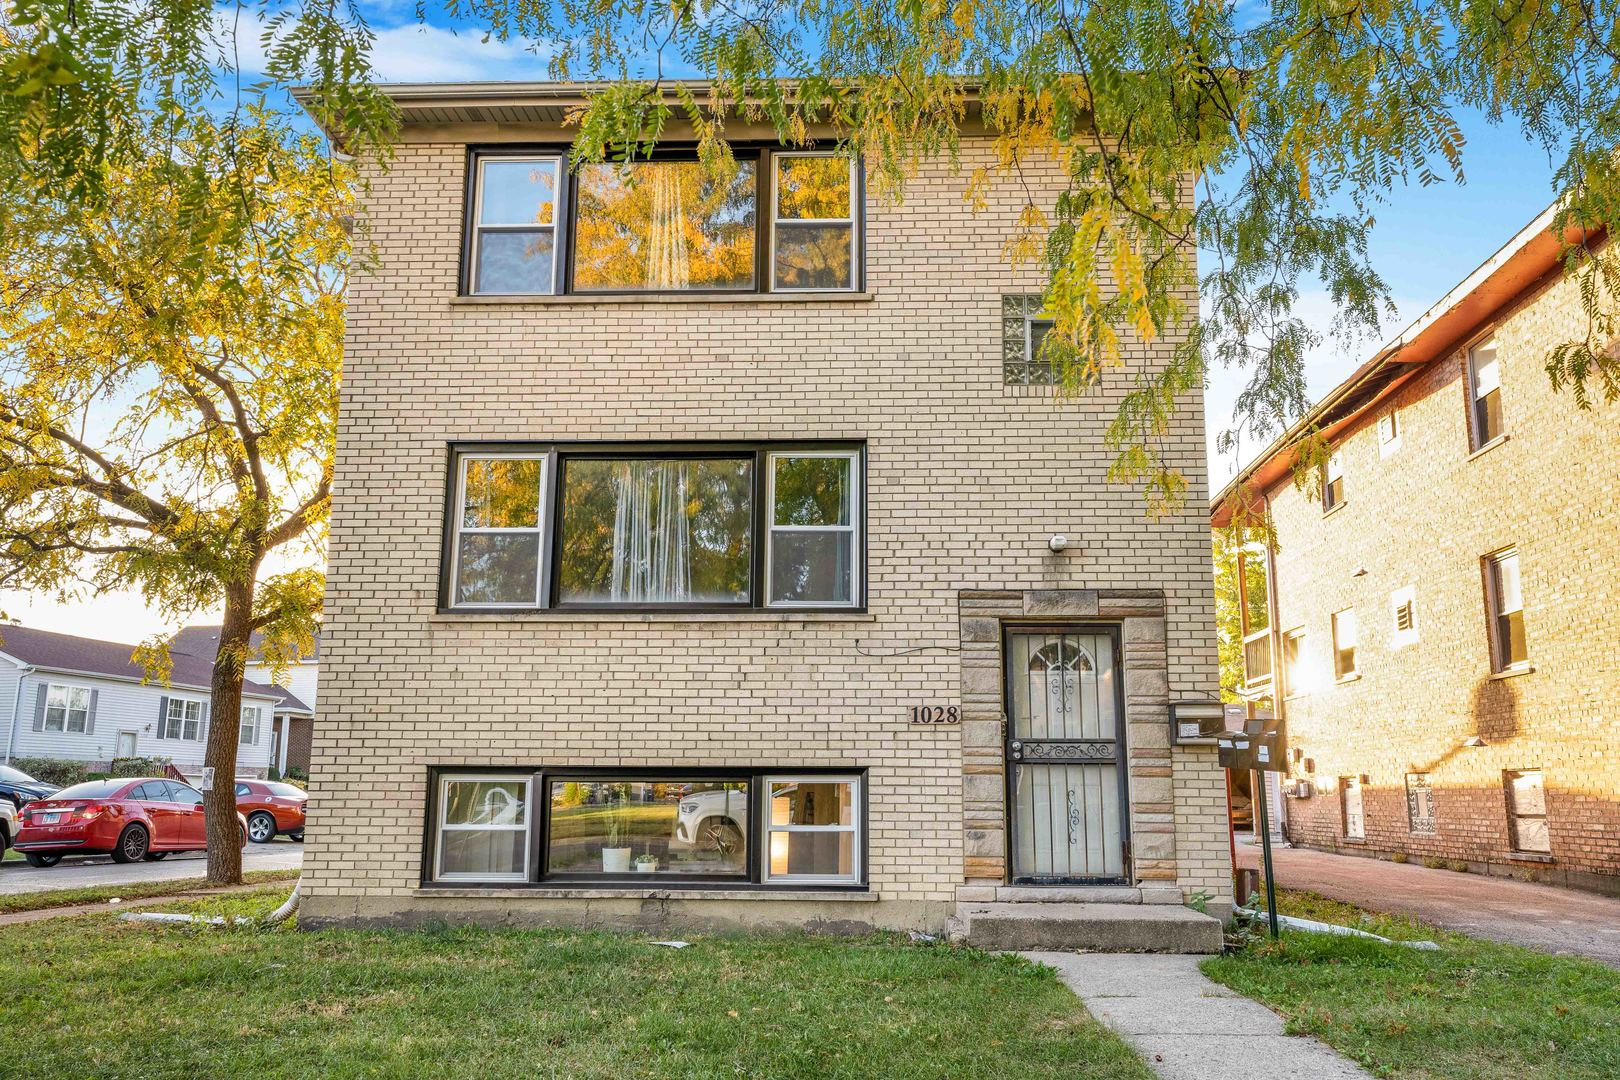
xmin=32 ymin=683 xmax=47 ymax=732
xmin=199 ymin=702 xmax=211 ymax=742
xmin=85 ymin=689 xmax=99 ymax=735
xmin=156 ymin=695 xmax=169 ymax=739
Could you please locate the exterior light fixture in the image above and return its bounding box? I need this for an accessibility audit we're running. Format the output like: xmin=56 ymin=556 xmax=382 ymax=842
xmin=1463 ymin=735 xmax=1487 ymax=748
xmin=1048 ymin=534 xmax=1068 ymax=553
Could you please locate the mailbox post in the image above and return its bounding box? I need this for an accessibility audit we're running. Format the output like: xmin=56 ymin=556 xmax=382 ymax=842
xmin=1218 ymin=717 xmax=1286 ymax=939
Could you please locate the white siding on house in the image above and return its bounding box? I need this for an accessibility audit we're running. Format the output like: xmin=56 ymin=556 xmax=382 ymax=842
xmin=247 ymin=660 xmax=318 ymax=712
xmin=3 ymin=670 xmax=275 ymax=774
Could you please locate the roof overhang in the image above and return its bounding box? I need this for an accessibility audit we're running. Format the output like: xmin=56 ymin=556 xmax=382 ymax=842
xmin=291 ymin=78 xmax=990 ymax=150
xmin=1211 ymin=199 xmax=1595 ymax=526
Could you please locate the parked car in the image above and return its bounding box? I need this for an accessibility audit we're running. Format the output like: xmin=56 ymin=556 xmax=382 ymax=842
xmin=235 ymin=780 xmax=307 ymax=843
xmin=671 ymin=788 xmax=747 ymax=856
xmin=0 ymin=796 xmax=16 ymax=861
xmin=0 ymin=764 xmax=59 ymax=811
xmin=13 ymin=777 xmax=247 ymax=868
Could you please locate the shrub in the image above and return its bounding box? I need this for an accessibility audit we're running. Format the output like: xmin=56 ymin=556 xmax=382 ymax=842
xmin=1421 ymin=856 xmax=1447 ymax=870
xmin=107 ymin=756 xmax=172 ymax=778
xmin=284 ymin=765 xmax=308 ymax=784
xmin=1390 ymin=851 xmax=1409 ymax=864
xmin=9 ymin=756 xmax=93 ymax=788
xmin=1447 ymin=859 xmax=1470 ymax=873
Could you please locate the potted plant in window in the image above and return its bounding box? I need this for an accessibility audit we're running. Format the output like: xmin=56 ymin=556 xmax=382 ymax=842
xmin=601 ymin=787 xmax=632 ymax=873
xmin=634 ymin=849 xmax=659 ymax=873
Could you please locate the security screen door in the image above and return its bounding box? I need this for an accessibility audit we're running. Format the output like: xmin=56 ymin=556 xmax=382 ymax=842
xmin=1006 ymin=628 xmax=1130 ymax=884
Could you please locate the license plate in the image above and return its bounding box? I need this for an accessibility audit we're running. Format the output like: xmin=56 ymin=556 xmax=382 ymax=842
xmin=41 ymin=812 xmax=60 ymax=824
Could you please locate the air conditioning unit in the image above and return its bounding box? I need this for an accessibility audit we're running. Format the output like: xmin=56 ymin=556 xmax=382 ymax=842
xmin=1285 ymin=779 xmax=1313 ymax=799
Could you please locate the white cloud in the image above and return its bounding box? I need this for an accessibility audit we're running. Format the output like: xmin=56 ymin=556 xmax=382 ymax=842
xmin=213 ymin=7 xmax=553 ymax=84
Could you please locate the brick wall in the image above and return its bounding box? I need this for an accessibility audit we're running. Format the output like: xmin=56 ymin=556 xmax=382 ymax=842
xmin=304 ymin=121 xmax=1226 ymax=927
xmin=1263 ymin=265 xmax=1620 ymax=892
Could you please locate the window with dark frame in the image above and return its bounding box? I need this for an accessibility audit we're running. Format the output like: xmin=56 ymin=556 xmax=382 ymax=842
xmin=463 ymin=147 xmax=862 ymax=297
xmin=1485 ymin=547 xmax=1528 ymax=671
xmin=1468 ymin=336 xmax=1504 ymax=448
xmin=1281 ymin=627 xmax=1306 ymax=695
xmin=1322 ymin=451 xmax=1345 ymax=511
xmin=468 ymin=155 xmax=562 ymax=295
xmin=1331 ymin=608 xmax=1357 ymax=680
xmin=1340 ymin=775 xmax=1365 ymax=840
xmin=1001 ymin=294 xmax=1059 ymax=386
xmin=443 ymin=443 xmax=864 ymax=613
xmin=424 ymin=769 xmax=867 ymax=887
xmin=1504 ymin=769 xmax=1550 ymax=854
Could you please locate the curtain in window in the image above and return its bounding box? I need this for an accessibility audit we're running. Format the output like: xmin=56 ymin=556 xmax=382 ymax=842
xmin=610 ymin=460 xmax=694 ymax=602
xmin=645 ymin=168 xmax=691 ymax=289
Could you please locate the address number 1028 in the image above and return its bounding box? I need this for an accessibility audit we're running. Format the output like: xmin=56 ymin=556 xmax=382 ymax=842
xmin=910 ymin=706 xmax=960 ymax=725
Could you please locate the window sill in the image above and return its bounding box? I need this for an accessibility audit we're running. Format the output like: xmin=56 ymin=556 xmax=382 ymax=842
xmin=1489 ymin=664 xmax=1535 ymax=681
xmin=1506 ymin=851 xmax=1554 ymax=864
xmin=414 ymin=885 xmax=879 ymax=902
xmin=450 ymin=290 xmax=876 ymax=307
xmin=430 ymin=610 xmax=876 ymax=625
xmin=1335 ymin=672 xmax=1362 ymax=684
xmin=1467 ymin=433 xmax=1510 ymax=461
xmin=1340 ymin=838 xmax=1366 ymax=845
xmin=1322 ymin=501 xmax=1347 ymax=518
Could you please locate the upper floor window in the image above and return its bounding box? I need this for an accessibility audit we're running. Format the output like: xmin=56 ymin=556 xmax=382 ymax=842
xmin=1322 ymin=451 xmax=1345 ymax=512
xmin=1281 ymin=627 xmax=1306 ymax=695
xmin=1331 ymin=607 xmax=1357 ymax=680
xmin=1468 ymin=336 xmax=1504 ymax=448
xmin=464 ymin=148 xmax=861 ymax=297
xmin=1377 ymin=408 xmax=1401 ymax=457
xmin=772 ymin=153 xmax=858 ymax=290
xmin=468 ymin=155 xmax=561 ymax=295
xmin=1485 ymin=547 xmax=1528 ymax=671
xmin=1001 ymin=294 xmax=1058 ymax=385
xmin=1390 ymin=585 xmax=1418 ymax=649
xmin=444 ymin=443 xmax=864 ymax=613
xmin=43 ymin=684 xmax=91 ymax=733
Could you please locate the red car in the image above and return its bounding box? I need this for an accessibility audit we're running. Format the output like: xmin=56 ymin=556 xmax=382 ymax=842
xmin=235 ymin=780 xmax=307 ymax=843
xmin=14 ymin=777 xmax=246 ymax=867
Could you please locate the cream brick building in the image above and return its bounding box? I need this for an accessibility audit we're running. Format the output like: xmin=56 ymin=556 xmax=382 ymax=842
xmin=295 ymin=82 xmax=1230 ymax=934
xmin=1214 ymin=203 xmax=1620 ymax=894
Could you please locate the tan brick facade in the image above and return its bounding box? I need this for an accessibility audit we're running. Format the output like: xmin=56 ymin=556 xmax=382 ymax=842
xmin=301 ymin=98 xmax=1228 ymax=930
xmin=1253 ymin=261 xmax=1620 ymax=894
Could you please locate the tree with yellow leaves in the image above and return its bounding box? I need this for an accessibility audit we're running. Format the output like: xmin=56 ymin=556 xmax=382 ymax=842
xmin=0 ymin=106 xmax=351 ymax=884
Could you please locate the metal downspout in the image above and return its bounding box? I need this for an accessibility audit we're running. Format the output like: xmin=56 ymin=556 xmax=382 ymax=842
xmin=4 ymin=664 xmax=33 ymax=764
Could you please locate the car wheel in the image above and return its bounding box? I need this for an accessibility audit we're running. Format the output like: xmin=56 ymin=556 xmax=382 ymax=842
xmin=109 ymin=824 xmax=150 ymax=864
xmin=698 ymin=818 xmax=744 ymax=859
xmin=25 ymin=852 xmax=63 ymax=868
xmin=289 ymin=831 xmax=304 ymax=843
xmin=142 ymin=852 xmax=168 ymax=861
xmin=247 ymin=812 xmax=277 ymax=844
xmin=238 ymin=824 xmax=248 ymax=849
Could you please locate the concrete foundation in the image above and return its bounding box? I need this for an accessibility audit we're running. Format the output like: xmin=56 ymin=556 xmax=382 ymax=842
xmin=950 ymin=902 xmax=1224 ymax=953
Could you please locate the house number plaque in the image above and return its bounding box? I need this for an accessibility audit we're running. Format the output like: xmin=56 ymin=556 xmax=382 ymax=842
xmin=909 ymin=705 xmax=961 ymax=725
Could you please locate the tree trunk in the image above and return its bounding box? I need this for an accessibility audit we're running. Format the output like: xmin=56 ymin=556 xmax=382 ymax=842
xmin=203 ymin=580 xmax=256 ymax=885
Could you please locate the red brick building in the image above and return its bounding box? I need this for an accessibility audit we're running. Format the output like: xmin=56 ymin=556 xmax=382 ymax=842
xmin=1212 ymin=203 xmax=1620 ymax=895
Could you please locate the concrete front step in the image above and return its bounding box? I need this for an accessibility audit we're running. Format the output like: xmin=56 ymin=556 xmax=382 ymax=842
xmin=951 ymin=902 xmax=1224 ymax=954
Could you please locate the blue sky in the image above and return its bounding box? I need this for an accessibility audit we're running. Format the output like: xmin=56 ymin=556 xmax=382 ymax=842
xmin=0 ymin=9 xmax=1563 ymax=641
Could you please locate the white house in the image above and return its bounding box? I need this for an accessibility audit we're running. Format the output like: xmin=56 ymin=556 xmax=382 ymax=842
xmin=0 ymin=625 xmax=281 ymax=778
xmin=170 ymin=625 xmax=319 ymax=776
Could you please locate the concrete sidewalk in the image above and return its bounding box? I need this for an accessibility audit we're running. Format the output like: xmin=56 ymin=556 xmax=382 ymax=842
xmin=1236 ymin=841 xmax=1620 ymax=967
xmin=1030 ymin=952 xmax=1371 ymax=1080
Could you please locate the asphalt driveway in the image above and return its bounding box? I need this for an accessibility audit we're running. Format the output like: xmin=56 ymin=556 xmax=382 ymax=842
xmin=0 ymin=839 xmax=302 ymax=894
xmin=1237 ymin=839 xmax=1620 ymax=967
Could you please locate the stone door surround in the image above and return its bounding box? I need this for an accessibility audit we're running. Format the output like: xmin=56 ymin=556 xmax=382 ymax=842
xmin=959 ymin=589 xmax=1174 ymax=887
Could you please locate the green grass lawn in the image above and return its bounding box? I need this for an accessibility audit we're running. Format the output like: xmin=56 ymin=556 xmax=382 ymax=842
xmin=1203 ymin=889 xmax=1620 ymax=1080
xmin=3 ymin=888 xmax=1152 ymax=1080
xmin=0 ymin=868 xmax=300 ymax=915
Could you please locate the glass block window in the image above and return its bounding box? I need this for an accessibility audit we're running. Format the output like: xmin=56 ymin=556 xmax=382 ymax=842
xmin=1002 ymin=294 xmax=1058 ymax=385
